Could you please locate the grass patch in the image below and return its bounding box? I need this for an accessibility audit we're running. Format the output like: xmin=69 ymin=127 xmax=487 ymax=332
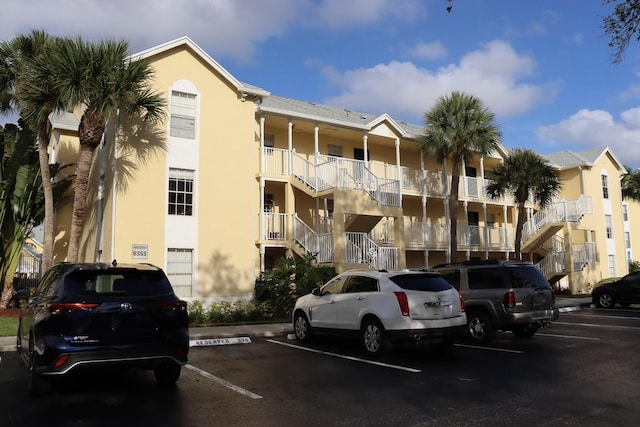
xmin=0 ymin=317 xmax=18 ymax=337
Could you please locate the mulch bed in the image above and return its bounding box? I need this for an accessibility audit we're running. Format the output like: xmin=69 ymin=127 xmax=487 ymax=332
xmin=0 ymin=308 xmax=20 ymax=318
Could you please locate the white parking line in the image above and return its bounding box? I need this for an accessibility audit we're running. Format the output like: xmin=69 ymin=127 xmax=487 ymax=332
xmin=266 ymin=339 xmax=422 ymax=373
xmin=554 ymin=321 xmax=640 ymax=331
xmin=537 ymin=333 xmax=600 ymax=340
xmin=453 ymin=343 xmax=524 ymax=354
xmin=184 ymin=364 xmax=263 ymax=399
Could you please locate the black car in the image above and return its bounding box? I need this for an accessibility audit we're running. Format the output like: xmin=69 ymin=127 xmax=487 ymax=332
xmin=592 ymin=271 xmax=640 ymax=308
xmin=15 ymin=262 xmax=189 ymax=395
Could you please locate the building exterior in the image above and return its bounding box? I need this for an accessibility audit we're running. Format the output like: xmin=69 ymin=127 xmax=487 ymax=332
xmin=49 ymin=36 xmax=638 ymax=299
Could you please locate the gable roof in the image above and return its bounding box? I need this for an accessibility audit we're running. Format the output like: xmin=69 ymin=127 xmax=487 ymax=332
xmin=132 ymin=36 xmax=270 ymax=98
xmin=544 ymin=146 xmax=625 ymax=172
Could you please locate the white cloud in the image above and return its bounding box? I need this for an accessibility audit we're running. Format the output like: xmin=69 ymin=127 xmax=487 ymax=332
xmin=405 ymin=41 xmax=447 ymax=60
xmin=538 ymin=108 xmax=640 ymax=166
xmin=1 ymin=0 xmax=426 ymax=63
xmin=322 ymin=40 xmax=557 ymax=122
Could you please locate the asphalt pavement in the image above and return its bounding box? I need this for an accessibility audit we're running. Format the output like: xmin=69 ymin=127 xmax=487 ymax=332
xmin=0 ymin=297 xmax=592 ymax=353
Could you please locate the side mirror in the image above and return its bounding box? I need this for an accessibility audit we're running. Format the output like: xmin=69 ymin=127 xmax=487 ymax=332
xmin=13 ymin=288 xmax=30 ymax=301
xmin=312 ymin=287 xmax=321 ymax=297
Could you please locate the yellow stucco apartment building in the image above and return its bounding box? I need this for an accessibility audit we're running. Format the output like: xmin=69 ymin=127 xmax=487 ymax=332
xmin=48 ymin=36 xmax=640 ymax=300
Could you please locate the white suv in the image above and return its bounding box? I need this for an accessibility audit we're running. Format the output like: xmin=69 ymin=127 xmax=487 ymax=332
xmin=292 ymin=270 xmax=466 ymax=355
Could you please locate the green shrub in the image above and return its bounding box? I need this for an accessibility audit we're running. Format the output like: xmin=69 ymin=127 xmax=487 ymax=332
xmin=254 ymin=253 xmax=336 ymax=319
xmin=188 ymin=300 xmax=206 ymax=324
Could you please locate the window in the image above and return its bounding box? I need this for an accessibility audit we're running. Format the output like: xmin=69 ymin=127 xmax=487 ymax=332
xmin=625 ymin=232 xmax=631 ymax=249
xmin=608 ymin=254 xmax=616 ymax=277
xmin=605 ymin=214 xmax=613 ymax=239
xmin=438 ymin=269 xmax=461 ymax=290
xmin=167 ymin=248 xmax=193 ymax=298
xmin=264 ymin=134 xmax=275 ymax=148
xmin=623 ymin=205 xmax=629 ymax=222
xmin=327 ymin=144 xmax=343 ymax=157
xmin=344 ymin=276 xmax=378 ymax=293
xmin=168 ymin=169 xmax=194 ymax=216
xmin=601 ymin=175 xmax=609 ymax=199
xmin=170 ymin=91 xmax=196 ymax=139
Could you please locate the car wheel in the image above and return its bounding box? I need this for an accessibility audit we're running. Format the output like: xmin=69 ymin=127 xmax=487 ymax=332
xmin=361 ymin=318 xmax=390 ymax=356
xmin=596 ymin=293 xmax=615 ymax=308
xmin=512 ymin=324 xmax=538 ymax=338
xmin=466 ymin=311 xmax=495 ymax=343
xmin=154 ymin=362 xmax=182 ymax=386
xmin=293 ymin=311 xmax=312 ymax=343
xmin=27 ymin=344 xmax=50 ymax=396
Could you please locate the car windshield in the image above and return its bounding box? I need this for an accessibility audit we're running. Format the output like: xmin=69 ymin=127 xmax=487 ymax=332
xmin=389 ymin=274 xmax=452 ymax=292
xmin=63 ymin=269 xmax=175 ymax=297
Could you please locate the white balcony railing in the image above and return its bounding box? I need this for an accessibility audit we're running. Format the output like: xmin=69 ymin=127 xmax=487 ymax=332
xmin=261 ymin=212 xmax=287 ymax=241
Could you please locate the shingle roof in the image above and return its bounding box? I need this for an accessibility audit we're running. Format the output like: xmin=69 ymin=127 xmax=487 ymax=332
xmin=260 ymin=95 xmax=426 ymax=138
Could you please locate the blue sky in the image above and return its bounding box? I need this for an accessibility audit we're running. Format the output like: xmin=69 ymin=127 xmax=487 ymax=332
xmin=3 ymin=0 xmax=640 ymax=168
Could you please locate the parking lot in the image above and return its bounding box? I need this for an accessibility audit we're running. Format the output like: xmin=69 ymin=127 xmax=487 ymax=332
xmin=2 ymin=306 xmax=640 ymax=426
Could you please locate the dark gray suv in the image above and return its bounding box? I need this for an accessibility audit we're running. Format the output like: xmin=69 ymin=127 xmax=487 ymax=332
xmin=431 ymin=260 xmax=559 ymax=343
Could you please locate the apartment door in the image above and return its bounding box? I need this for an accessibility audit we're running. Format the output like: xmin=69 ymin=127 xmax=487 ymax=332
xmin=466 ymin=166 xmax=478 ymax=197
xmin=468 ymin=211 xmax=480 ymax=246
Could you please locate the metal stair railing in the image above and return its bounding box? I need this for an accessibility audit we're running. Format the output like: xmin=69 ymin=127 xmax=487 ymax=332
xmin=293 ymin=214 xmax=333 ymax=263
xmin=345 ymin=232 xmax=397 ymax=270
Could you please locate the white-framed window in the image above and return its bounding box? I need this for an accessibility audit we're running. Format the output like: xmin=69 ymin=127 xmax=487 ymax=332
xmin=608 ymin=254 xmax=616 ymax=277
xmin=623 ymin=204 xmax=629 ymax=222
xmin=605 ymin=214 xmax=613 ymax=239
xmin=625 ymin=231 xmax=631 ymax=249
xmin=170 ymin=91 xmax=196 ymax=139
xmin=167 ymin=248 xmax=193 ymax=298
xmin=601 ymin=174 xmax=609 ymax=199
xmin=169 ymin=168 xmax=194 ymax=216
xmin=327 ymin=144 xmax=343 ymax=158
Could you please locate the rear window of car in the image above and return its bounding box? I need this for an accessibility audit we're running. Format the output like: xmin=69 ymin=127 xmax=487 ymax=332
xmin=506 ymin=265 xmax=550 ymax=288
xmin=389 ymin=274 xmax=452 ymax=292
xmin=63 ymin=269 xmax=175 ymax=297
xmin=468 ymin=267 xmax=506 ymax=289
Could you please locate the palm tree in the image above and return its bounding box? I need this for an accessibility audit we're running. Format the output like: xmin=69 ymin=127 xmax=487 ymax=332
xmin=485 ymin=148 xmax=561 ymax=260
xmin=419 ymin=91 xmax=501 ymax=262
xmin=45 ymin=37 xmax=166 ymax=262
xmin=622 ymin=166 xmax=640 ymax=202
xmin=0 ymin=30 xmax=64 ymax=273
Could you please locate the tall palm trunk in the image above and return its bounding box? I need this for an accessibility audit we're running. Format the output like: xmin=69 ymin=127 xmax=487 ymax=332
xmin=67 ymin=108 xmax=105 ymax=263
xmin=38 ymin=122 xmax=55 ymax=272
xmin=449 ymin=156 xmax=462 ymax=262
xmin=514 ymin=202 xmax=527 ymax=261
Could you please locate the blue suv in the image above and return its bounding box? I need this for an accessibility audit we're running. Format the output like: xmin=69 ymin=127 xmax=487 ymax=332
xmin=15 ymin=262 xmax=189 ymax=395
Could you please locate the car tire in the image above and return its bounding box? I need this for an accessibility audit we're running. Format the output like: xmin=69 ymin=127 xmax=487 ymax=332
xmin=595 ymin=293 xmax=615 ymax=309
xmin=293 ymin=311 xmax=312 ymax=343
xmin=512 ymin=324 xmax=538 ymax=338
xmin=27 ymin=342 xmax=50 ymax=396
xmin=466 ymin=311 xmax=495 ymax=343
xmin=154 ymin=362 xmax=181 ymax=386
xmin=361 ymin=318 xmax=390 ymax=356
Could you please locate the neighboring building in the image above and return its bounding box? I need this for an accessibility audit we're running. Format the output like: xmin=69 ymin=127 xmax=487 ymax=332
xmin=48 ymin=36 xmax=638 ymax=299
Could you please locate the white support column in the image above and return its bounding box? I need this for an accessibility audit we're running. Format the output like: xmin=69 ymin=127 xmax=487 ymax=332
xmin=363 ymin=134 xmax=369 ymax=163
xmin=288 ymin=120 xmax=293 ymax=175
xmin=260 ymin=117 xmax=265 ymax=173
xmin=259 ymin=177 xmax=266 ymax=240
xmin=395 ymin=137 xmax=401 ymax=191
xmin=314 ymin=124 xmax=319 ymax=158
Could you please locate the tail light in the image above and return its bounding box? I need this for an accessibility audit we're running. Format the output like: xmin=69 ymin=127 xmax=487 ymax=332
xmin=394 ymin=291 xmax=410 ymax=316
xmin=48 ymin=303 xmax=100 ymax=314
xmin=503 ymin=291 xmax=516 ymax=309
xmin=153 ymin=300 xmax=188 ymax=311
xmin=458 ymin=291 xmax=465 ymax=312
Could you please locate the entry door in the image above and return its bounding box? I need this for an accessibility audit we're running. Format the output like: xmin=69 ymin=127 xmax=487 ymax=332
xmin=353 ymin=148 xmax=370 ymax=183
xmin=466 ymin=166 xmax=478 ymax=197
xmin=468 ymin=211 xmax=480 ymax=245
